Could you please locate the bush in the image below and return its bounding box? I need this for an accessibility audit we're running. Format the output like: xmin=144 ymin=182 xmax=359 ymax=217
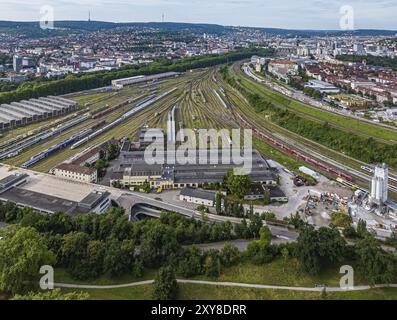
xmin=153 ymin=266 xmax=179 ymax=300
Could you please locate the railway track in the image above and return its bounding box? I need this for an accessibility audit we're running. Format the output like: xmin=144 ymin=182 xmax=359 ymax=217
xmin=215 ymin=65 xmax=397 ymax=194
xmin=237 ymin=62 xmax=397 ymax=145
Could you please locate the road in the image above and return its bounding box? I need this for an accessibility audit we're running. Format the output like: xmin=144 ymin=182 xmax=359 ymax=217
xmin=54 ymin=279 xmax=397 ymax=293
xmin=0 ymin=164 xmax=299 ymax=241
xmin=124 ymin=196 xmax=299 ymax=241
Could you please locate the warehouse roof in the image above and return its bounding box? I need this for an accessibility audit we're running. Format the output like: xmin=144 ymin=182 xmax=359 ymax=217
xmin=180 ymin=188 xmax=216 ymax=202
xmin=56 ymin=163 xmax=96 ymax=175
xmin=78 ymin=191 xmax=111 ymax=210
xmin=0 ymin=187 xmax=78 ymax=214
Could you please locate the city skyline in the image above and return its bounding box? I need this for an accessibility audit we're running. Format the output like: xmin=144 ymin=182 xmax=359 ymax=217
xmin=1 ymin=0 xmax=397 ymax=30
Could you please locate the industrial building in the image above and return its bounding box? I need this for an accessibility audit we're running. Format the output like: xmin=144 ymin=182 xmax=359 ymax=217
xmin=0 ymin=96 xmax=77 ymax=130
xmin=0 ymin=173 xmax=110 ymax=215
xmin=304 ymin=80 xmax=340 ymax=94
xmin=111 ymin=72 xmax=181 ymax=89
xmin=370 ymin=163 xmax=389 ymax=206
xmin=179 ymin=188 xmax=217 ymax=207
xmin=108 ymin=149 xmax=277 ymax=190
xmin=243 ymin=184 xmax=287 ymax=203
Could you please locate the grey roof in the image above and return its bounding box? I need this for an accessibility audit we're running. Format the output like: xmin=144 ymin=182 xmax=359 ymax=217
xmin=113 ymin=149 xmax=274 ymax=184
xmin=0 ymin=187 xmax=79 ymax=214
xmin=0 ymin=187 xmax=109 ymax=215
xmin=268 ymin=186 xmax=287 ymax=198
xmin=0 ymin=173 xmax=28 ymax=191
xmin=78 ymin=191 xmax=111 ymax=210
xmin=124 ymin=163 xmax=163 ymax=176
xmin=180 ymin=188 xmax=216 ymax=202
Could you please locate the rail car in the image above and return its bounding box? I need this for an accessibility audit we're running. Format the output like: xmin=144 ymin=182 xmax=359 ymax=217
xmin=0 ymin=114 xmax=90 ymax=161
xmin=236 ymin=113 xmax=353 ymax=182
xmin=91 ymin=94 xmax=149 ymax=120
xmin=71 ymin=88 xmax=177 ymax=150
xmin=90 ymin=120 xmax=106 ymax=131
xmin=243 ymin=65 xmax=266 ymax=84
xmin=21 ymin=126 xmax=95 ymax=168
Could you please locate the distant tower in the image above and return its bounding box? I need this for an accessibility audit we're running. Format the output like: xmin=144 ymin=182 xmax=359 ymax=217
xmin=88 ymin=11 xmax=91 ymax=22
xmin=370 ymin=163 xmax=389 ymax=206
xmin=13 ymin=55 xmax=22 ymax=72
xmin=162 ymin=13 xmax=165 ymax=23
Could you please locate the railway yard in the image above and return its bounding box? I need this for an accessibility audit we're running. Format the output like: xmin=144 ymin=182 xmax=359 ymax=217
xmin=0 ymin=62 xmax=397 ymax=203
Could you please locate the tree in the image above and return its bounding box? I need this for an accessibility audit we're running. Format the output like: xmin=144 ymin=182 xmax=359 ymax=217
xmin=357 ymin=219 xmax=368 ymax=238
xmin=86 ymin=240 xmax=106 ymax=278
xmin=178 ymin=246 xmax=203 ymax=277
xmin=152 ymin=266 xmax=179 ymax=300
xmin=220 ymin=243 xmax=240 ymax=267
xmin=263 ymin=188 xmax=271 ymax=205
xmin=356 ymin=235 xmax=396 ymax=284
xmin=248 ymin=203 xmax=254 ymax=216
xmin=343 ymin=225 xmax=357 ymax=239
xmin=317 ymin=227 xmax=346 ymax=265
xmin=215 ymin=193 xmax=222 ymax=215
xmin=204 ymin=249 xmax=221 ymax=278
xmin=107 ymin=143 xmax=119 ymax=160
xmin=94 ymin=158 xmax=108 ymax=178
xmin=281 ymin=247 xmax=290 ymax=272
xmin=259 ymin=226 xmax=272 ymax=246
xmin=139 ymin=222 xmax=180 ymax=267
xmin=296 ymin=226 xmax=320 ymax=275
xmin=225 ymin=170 xmax=251 ymax=199
xmin=12 ymin=289 xmax=89 ymax=300
xmin=0 ymin=226 xmax=56 ymax=295
xmin=330 ymin=211 xmax=352 ymax=229
xmin=249 ymin=214 xmax=263 ymax=239
xmin=60 ymin=232 xmax=90 ymax=279
xmin=103 ymin=238 xmax=127 ymax=277
xmin=296 ymin=226 xmax=346 ymax=275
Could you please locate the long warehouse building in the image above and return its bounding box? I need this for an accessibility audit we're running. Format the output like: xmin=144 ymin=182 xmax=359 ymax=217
xmin=0 ymin=96 xmax=77 ymax=130
xmin=111 ymin=72 xmax=181 ymax=89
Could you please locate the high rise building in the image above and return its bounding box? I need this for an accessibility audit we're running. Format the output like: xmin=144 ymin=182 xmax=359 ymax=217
xmin=22 ymin=57 xmax=34 ymax=68
xmin=353 ymin=44 xmax=365 ymax=55
xmin=13 ymin=55 xmax=22 ymax=72
xmin=370 ymin=163 xmax=389 ymax=205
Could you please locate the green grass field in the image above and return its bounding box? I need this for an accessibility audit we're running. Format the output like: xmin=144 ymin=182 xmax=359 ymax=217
xmin=62 ymin=284 xmax=397 ymax=300
xmin=54 ymin=257 xmax=397 ymax=300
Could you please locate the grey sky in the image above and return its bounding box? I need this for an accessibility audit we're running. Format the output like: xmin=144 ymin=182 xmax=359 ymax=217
xmin=1 ymin=0 xmax=396 ymax=30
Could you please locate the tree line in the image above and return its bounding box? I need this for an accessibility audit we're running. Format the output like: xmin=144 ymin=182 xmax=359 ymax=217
xmin=337 ymin=54 xmax=397 ymax=71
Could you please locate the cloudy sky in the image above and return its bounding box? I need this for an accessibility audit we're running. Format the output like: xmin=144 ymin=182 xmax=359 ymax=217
xmin=1 ymin=0 xmax=396 ymax=30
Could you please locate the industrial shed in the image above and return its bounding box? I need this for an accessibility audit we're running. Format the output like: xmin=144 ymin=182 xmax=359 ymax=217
xmin=0 ymin=96 xmax=77 ymax=130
